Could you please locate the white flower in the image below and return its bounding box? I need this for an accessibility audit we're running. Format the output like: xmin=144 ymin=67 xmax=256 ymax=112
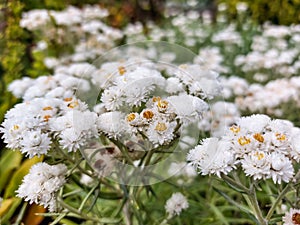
xmin=67 ymin=63 xmax=97 ymax=78
xmin=268 ymin=152 xmax=294 ymax=184
xmin=97 ymin=111 xmax=126 ymax=139
xmin=146 ymin=119 xmax=177 ymax=145
xmin=237 ymin=114 xmax=271 ymax=133
xmin=50 ymin=110 xmax=98 ymax=152
xmin=101 ymin=86 xmax=123 ymax=111
xmin=8 ymin=77 xmax=34 ymax=98
xmin=241 ymin=151 xmax=270 ymax=180
xmin=165 ymin=192 xmax=189 ymax=218
xmin=187 ymin=138 xmax=235 ymax=177
xmin=16 ymin=163 xmax=67 ymax=212
xmin=167 ymin=94 xmax=208 ymax=124
xmin=282 ymin=208 xmax=300 ymax=225
xmin=165 ymin=77 xmax=184 ymax=94
xmin=20 ymin=130 xmax=51 ymax=158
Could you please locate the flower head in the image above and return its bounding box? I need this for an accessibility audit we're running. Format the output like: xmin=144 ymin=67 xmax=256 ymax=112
xmin=165 ymin=192 xmax=189 ymax=218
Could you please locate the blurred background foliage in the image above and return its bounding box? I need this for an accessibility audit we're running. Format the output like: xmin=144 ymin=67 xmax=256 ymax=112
xmin=218 ymin=0 xmax=300 ymax=25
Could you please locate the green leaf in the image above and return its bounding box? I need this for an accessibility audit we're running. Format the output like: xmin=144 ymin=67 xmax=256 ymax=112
xmin=59 ymin=218 xmax=78 ymax=225
xmin=213 ymin=187 xmax=259 ymax=224
xmin=0 ymin=150 xmax=23 ymax=193
xmin=0 ymin=197 xmax=22 ymax=224
xmin=4 ymin=155 xmax=43 ymax=198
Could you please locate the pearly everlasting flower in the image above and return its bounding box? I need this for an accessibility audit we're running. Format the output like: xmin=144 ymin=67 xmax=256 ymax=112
xmin=268 ymin=152 xmax=294 ymax=184
xmin=187 ymin=138 xmax=235 ymax=177
xmin=167 ymin=94 xmax=208 ymax=124
xmin=97 ymin=111 xmax=126 ymax=139
xmin=282 ymin=208 xmax=300 ymax=225
xmin=146 ymin=119 xmax=177 ymax=145
xmin=20 ymin=130 xmax=51 ymax=157
xmin=8 ymin=77 xmax=34 ymax=98
xmin=188 ymin=114 xmax=298 ymax=184
xmin=241 ymin=151 xmax=270 ymax=180
xmin=50 ymin=110 xmax=98 ymax=152
xmin=17 ymin=163 xmax=67 ymax=212
xmin=165 ymin=192 xmax=189 ymax=218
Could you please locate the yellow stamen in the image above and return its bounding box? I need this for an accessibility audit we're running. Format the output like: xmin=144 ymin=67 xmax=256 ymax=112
xmin=118 ymin=66 xmax=126 ymax=75
xmin=43 ymin=106 xmax=53 ymax=111
xmin=152 ymin=96 xmax=161 ymax=103
xmin=64 ymin=97 xmax=73 ymax=102
xmin=67 ymin=100 xmax=79 ymax=108
xmin=157 ymin=100 xmax=168 ymax=110
xmin=43 ymin=115 xmax=51 ymax=122
xmin=127 ymin=113 xmax=136 ymax=122
xmin=253 ymin=133 xmax=264 ymax=143
xmin=13 ymin=125 xmax=19 ymax=130
xmin=254 ymin=152 xmax=265 ymax=160
xmin=238 ymin=136 xmax=251 ymax=146
xmin=142 ymin=110 xmax=154 ymax=120
xmin=155 ymin=122 xmax=167 ymax=132
xmin=230 ymin=125 xmax=240 ymax=134
xmin=275 ymin=133 xmax=286 ymax=141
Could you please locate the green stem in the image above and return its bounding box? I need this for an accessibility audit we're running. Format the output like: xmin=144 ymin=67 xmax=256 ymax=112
xmin=78 ymin=181 xmax=100 ymax=212
xmin=12 ymin=202 xmax=27 ymax=225
xmin=266 ymin=184 xmax=291 ymax=221
xmin=248 ymin=185 xmax=267 ymax=225
xmin=110 ymin=139 xmax=134 ymax=165
xmin=221 ymin=174 xmax=250 ymax=194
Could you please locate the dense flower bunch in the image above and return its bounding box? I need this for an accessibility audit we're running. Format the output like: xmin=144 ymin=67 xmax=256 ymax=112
xmin=188 ymin=114 xmax=300 ymax=184
xmin=17 ymin=162 xmax=67 ymax=212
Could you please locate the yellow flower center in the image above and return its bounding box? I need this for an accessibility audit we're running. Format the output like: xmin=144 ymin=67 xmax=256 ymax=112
xmin=142 ymin=110 xmax=154 ymax=120
xmin=254 ymin=152 xmax=265 ymax=160
xmin=152 ymin=96 xmax=161 ymax=103
xmin=253 ymin=133 xmax=264 ymax=143
xmin=230 ymin=125 xmax=240 ymax=134
xmin=238 ymin=136 xmax=251 ymax=146
xmin=157 ymin=100 xmax=168 ymax=110
xmin=155 ymin=122 xmax=167 ymax=132
xmin=64 ymin=97 xmax=73 ymax=102
xmin=127 ymin=113 xmax=136 ymax=122
xmin=13 ymin=125 xmax=19 ymax=130
xmin=43 ymin=115 xmax=51 ymax=122
xmin=118 ymin=66 xmax=126 ymax=75
xmin=43 ymin=106 xmax=53 ymax=111
xmin=292 ymin=213 xmax=300 ymax=224
xmin=68 ymin=100 xmax=79 ymax=108
xmin=275 ymin=133 xmax=286 ymax=141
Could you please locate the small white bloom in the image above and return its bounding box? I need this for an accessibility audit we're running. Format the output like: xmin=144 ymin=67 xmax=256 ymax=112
xmin=97 ymin=111 xmax=126 ymax=139
xmin=238 ymin=114 xmax=271 ymax=133
xmin=187 ymin=138 xmax=235 ymax=177
xmin=241 ymin=151 xmax=270 ymax=180
xmin=20 ymin=130 xmax=51 ymax=158
xmin=165 ymin=192 xmax=189 ymax=218
xmin=146 ymin=119 xmax=177 ymax=145
xmin=17 ymin=163 xmax=67 ymax=212
xmin=268 ymin=152 xmax=294 ymax=184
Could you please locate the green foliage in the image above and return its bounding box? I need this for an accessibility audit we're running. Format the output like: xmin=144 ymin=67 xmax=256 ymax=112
xmin=218 ymin=0 xmax=300 ymax=25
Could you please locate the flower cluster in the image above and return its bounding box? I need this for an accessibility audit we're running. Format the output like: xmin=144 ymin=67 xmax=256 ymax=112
xmin=16 ymin=162 xmax=67 ymax=212
xmin=187 ymin=114 xmax=300 ymax=184
xmin=165 ymin=192 xmax=189 ymax=218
